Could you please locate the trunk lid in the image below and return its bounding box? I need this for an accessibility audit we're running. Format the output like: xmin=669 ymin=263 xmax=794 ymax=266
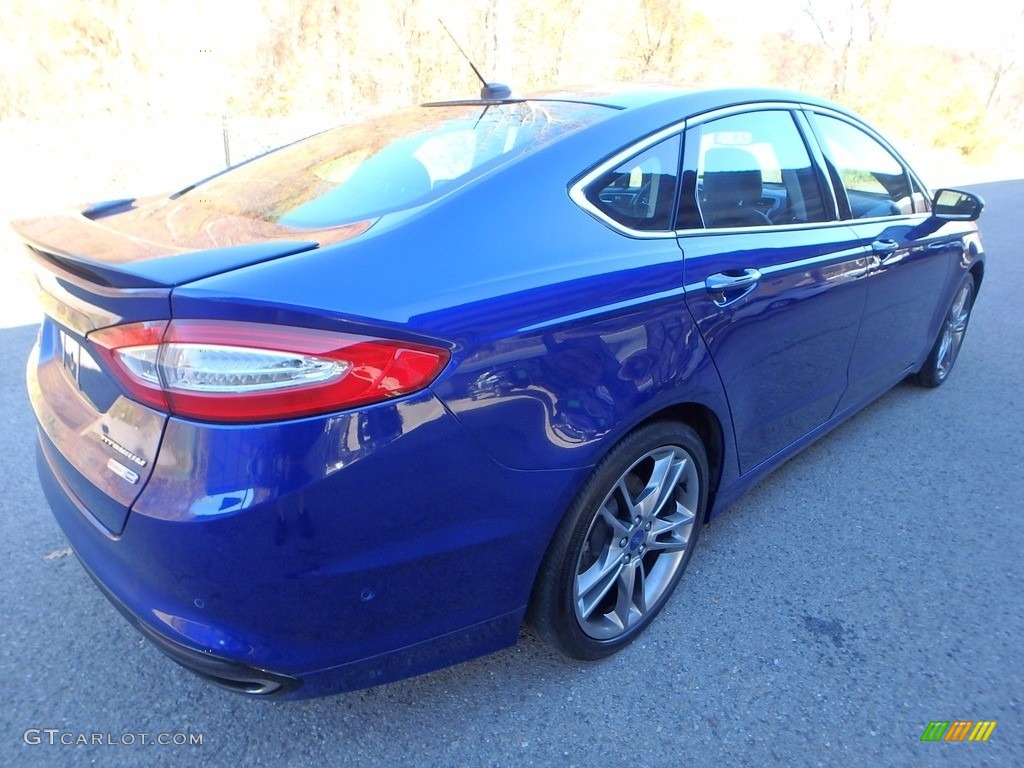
xmin=14 ymin=196 xmax=370 ymax=289
xmin=27 ymin=265 xmax=169 ymax=535
xmin=18 ymin=196 xmax=368 ymax=534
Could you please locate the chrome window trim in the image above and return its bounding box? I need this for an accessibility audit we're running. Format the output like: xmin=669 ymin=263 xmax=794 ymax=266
xmin=677 ymin=211 xmax=930 ymax=239
xmin=675 ymin=217 xmax=852 ymax=239
xmin=799 ymin=106 xmax=931 ymax=211
xmin=568 ymin=119 xmax=688 ymax=240
xmin=799 ymin=105 xmax=905 ymax=159
xmin=682 ymin=101 xmax=809 ymax=129
xmin=792 ymin=108 xmax=842 ymax=221
xmin=569 ymin=102 xmax=809 ymax=239
xmin=686 ymin=104 xmax=836 ymax=234
xmin=569 ymin=100 xmax=931 ymax=239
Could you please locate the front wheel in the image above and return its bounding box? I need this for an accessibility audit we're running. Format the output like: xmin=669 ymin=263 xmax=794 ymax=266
xmin=914 ymin=274 xmax=976 ymax=388
xmin=528 ymin=421 xmax=708 ymax=660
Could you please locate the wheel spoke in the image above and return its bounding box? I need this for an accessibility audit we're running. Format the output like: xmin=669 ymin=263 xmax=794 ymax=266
xmin=634 ymin=452 xmax=687 ymax=520
xmin=937 ymin=331 xmax=953 ymax=373
xmin=647 ymin=505 xmax=695 ymax=553
xmin=598 ymin=494 xmax=632 ymax=536
xmin=951 ymin=286 xmax=970 ymax=319
xmin=611 ymin=562 xmax=642 ymax=630
xmin=948 ymin=333 xmax=963 ymax=366
xmin=633 ymin=560 xmax=648 ymax=614
xmin=576 ymin=550 xmax=624 ymax=621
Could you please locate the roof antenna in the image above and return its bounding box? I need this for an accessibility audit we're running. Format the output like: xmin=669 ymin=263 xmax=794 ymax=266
xmin=438 ymin=19 xmax=512 ymax=100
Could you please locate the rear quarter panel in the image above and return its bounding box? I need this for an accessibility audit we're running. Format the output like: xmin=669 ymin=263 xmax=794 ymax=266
xmin=171 ymin=111 xmax=737 ymax=476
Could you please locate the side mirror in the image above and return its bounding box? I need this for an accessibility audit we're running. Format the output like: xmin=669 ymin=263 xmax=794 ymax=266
xmin=932 ymin=188 xmax=984 ymax=222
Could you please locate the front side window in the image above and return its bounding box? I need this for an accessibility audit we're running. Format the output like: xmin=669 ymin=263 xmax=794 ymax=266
xmin=693 ymin=110 xmax=828 ymax=229
xmin=180 ymin=101 xmax=614 ymax=228
xmin=812 ymin=115 xmax=913 ymax=219
xmin=584 ymin=134 xmax=682 ymax=231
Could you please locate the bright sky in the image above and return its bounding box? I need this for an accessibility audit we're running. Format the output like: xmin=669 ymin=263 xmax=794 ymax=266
xmin=709 ymin=0 xmax=1022 ymax=46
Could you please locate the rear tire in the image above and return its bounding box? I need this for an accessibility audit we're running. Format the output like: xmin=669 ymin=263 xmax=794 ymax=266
xmin=914 ymin=273 xmax=976 ymax=388
xmin=528 ymin=421 xmax=708 ymax=660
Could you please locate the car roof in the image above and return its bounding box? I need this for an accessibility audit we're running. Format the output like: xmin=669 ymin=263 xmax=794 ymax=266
xmin=431 ymin=85 xmax=849 ymax=116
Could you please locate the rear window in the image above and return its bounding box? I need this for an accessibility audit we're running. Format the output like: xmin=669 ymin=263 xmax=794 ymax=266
xmin=181 ymin=102 xmax=614 ymax=228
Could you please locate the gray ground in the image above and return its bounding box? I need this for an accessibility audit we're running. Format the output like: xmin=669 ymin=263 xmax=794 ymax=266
xmin=1 ymin=179 xmax=1020 ymax=767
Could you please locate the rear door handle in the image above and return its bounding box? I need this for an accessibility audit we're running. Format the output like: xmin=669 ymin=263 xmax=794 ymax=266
xmin=871 ymin=239 xmax=899 ymax=256
xmin=705 ymin=268 xmax=762 ymax=292
xmin=705 ymin=268 xmax=762 ymax=307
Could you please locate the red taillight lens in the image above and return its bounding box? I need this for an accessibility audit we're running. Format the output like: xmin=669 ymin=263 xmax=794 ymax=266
xmin=89 ymin=320 xmax=449 ymax=422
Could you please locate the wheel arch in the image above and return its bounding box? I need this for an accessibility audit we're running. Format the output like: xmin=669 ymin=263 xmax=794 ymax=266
xmin=636 ymin=401 xmax=726 ymax=523
xmin=969 ymin=260 xmax=984 ymax=293
xmin=525 ymin=412 xmax=715 ymax=656
xmin=523 ymin=394 xmax=731 ymax=637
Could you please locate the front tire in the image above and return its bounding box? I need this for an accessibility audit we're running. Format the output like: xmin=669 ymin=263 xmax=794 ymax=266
xmin=528 ymin=421 xmax=708 ymax=660
xmin=914 ymin=273 xmax=976 ymax=388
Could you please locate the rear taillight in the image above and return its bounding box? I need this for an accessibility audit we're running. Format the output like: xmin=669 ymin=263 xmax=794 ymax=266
xmin=89 ymin=320 xmax=449 ymax=422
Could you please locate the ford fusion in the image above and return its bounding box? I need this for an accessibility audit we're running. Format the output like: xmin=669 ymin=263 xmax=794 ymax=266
xmin=17 ymin=87 xmax=984 ymax=698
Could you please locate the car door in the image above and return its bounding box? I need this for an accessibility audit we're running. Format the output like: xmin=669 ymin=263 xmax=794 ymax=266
xmin=679 ymin=108 xmax=870 ymax=474
xmin=805 ymin=111 xmax=962 ymax=409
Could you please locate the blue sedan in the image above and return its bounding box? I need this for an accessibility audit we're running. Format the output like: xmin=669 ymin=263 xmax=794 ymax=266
xmin=16 ymin=87 xmax=984 ymax=698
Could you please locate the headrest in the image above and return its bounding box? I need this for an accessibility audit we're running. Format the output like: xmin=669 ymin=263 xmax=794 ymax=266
xmin=702 ymin=148 xmax=763 ymax=205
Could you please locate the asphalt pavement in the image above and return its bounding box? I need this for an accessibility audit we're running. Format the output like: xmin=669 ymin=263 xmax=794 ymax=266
xmin=1 ymin=180 xmax=1021 ymax=767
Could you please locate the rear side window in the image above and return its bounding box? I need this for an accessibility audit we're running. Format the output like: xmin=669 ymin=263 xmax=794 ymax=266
xmin=584 ymin=134 xmax=682 ymax=231
xmin=811 ymin=115 xmax=913 ymax=219
xmin=693 ymin=110 xmax=828 ymax=229
xmin=181 ymin=102 xmax=614 ymax=228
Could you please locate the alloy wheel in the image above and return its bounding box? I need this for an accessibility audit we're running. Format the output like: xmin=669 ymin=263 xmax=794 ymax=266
xmin=573 ymin=446 xmax=699 ymax=640
xmin=936 ymin=280 xmax=974 ymax=381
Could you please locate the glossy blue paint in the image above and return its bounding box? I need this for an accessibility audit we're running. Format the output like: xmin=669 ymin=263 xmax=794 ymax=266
xmin=19 ymin=87 xmax=985 ymax=697
xmin=37 ymin=389 xmax=588 ymax=685
xmin=836 ymin=217 xmax=970 ymax=410
xmin=681 ymin=224 xmax=870 ymax=473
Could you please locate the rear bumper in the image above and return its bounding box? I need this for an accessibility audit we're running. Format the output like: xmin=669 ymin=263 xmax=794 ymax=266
xmin=33 ymin=389 xmax=587 ymax=697
xmin=66 ymin=497 xmax=521 ymax=699
xmin=71 ymin=540 xmax=301 ymax=696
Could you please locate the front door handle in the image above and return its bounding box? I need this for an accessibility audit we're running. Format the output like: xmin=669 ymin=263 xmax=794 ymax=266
xmin=705 ymin=268 xmax=762 ymax=292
